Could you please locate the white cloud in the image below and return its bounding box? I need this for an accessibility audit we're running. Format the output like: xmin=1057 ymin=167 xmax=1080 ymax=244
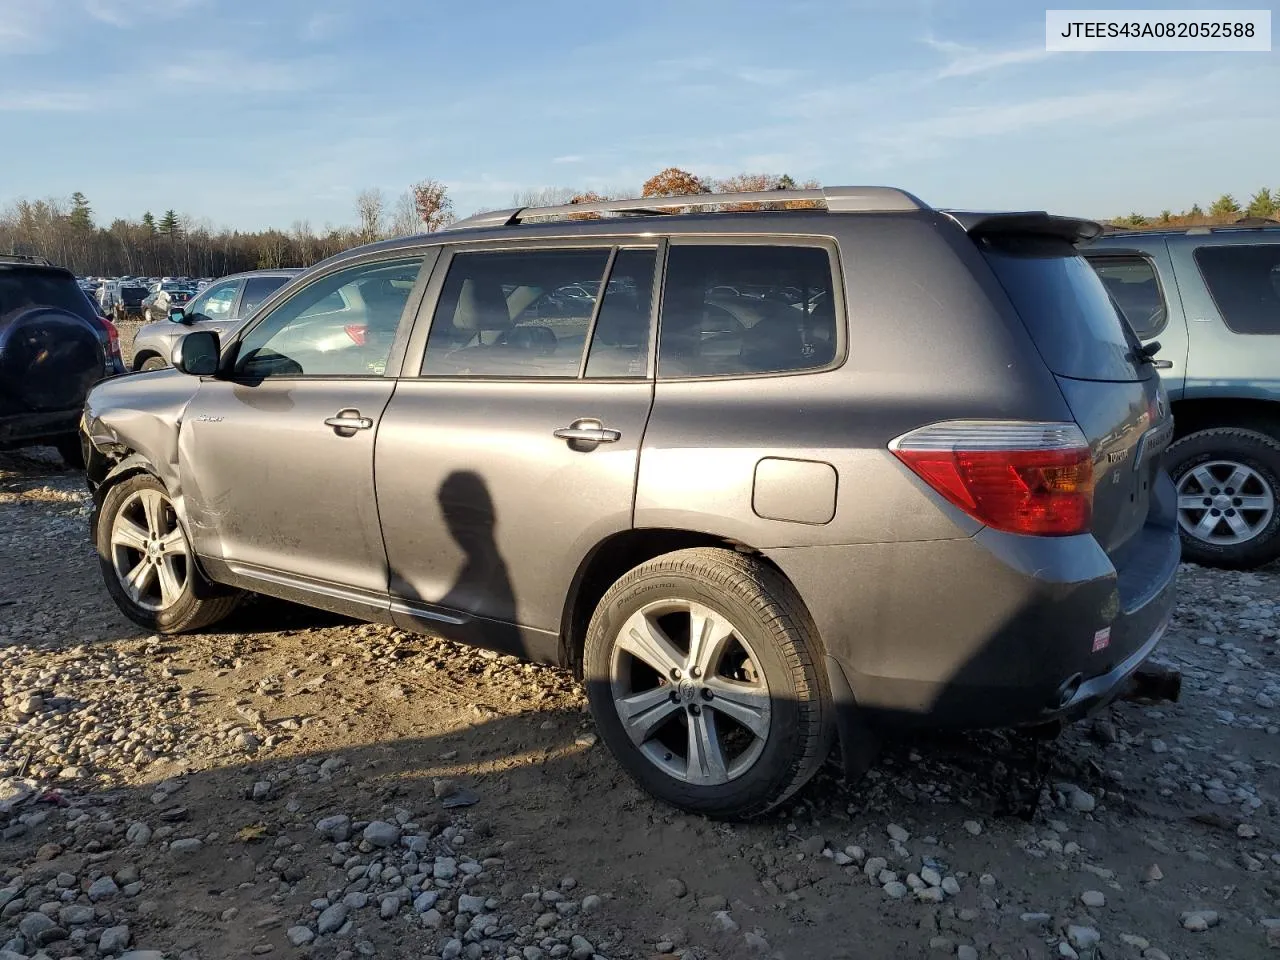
xmin=552 ymin=155 xmax=584 ymax=164
xmin=0 ymin=0 xmax=55 ymax=52
xmin=159 ymin=52 xmax=321 ymax=93
xmin=0 ymin=90 xmax=93 ymax=111
xmin=922 ymin=36 xmax=1056 ymax=79
xmin=83 ymin=0 xmax=202 ymax=27
xmin=302 ymin=10 xmax=345 ymax=42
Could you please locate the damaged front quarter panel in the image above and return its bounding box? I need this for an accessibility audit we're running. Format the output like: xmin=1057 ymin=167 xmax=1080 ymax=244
xmin=83 ymin=369 xmax=200 ymax=500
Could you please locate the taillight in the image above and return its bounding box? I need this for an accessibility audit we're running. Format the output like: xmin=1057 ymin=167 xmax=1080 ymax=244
xmin=890 ymin=421 xmax=1094 ymax=536
xmin=99 ymin=316 xmax=122 ymax=365
xmin=344 ymin=324 xmax=367 ymax=345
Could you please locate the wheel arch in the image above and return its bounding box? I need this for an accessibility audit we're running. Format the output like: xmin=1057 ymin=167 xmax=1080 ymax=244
xmin=131 ymin=350 xmax=161 ymax=371
xmin=1171 ymin=397 xmax=1280 ymax=444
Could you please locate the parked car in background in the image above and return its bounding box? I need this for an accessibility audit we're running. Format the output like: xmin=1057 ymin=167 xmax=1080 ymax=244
xmin=113 ymin=282 xmax=151 ymax=322
xmin=140 ymin=282 xmax=195 ymax=323
xmin=82 ymin=186 xmax=1178 ymax=818
xmin=1 ymin=255 xmax=125 ymax=465
xmin=129 ymin=268 xmax=302 ymax=370
xmin=1084 ymin=225 xmax=1280 ymax=569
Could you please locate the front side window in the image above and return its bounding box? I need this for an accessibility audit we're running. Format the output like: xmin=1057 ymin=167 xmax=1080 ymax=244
xmin=1194 ymin=244 xmax=1280 ymax=334
xmin=421 ymin=248 xmax=612 ymax=377
xmin=657 ymin=245 xmax=838 ymax=378
xmin=239 ymin=275 xmax=290 ymax=316
xmin=187 ymin=280 xmax=238 ymax=322
xmin=1087 ymin=255 xmax=1167 ymax=340
xmin=235 ymin=258 xmax=423 ymax=378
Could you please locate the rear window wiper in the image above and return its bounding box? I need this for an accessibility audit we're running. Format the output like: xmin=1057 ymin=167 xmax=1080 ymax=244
xmin=1133 ymin=339 xmax=1172 ymax=369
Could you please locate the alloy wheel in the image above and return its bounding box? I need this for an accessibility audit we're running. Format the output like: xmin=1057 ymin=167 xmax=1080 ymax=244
xmin=610 ymin=599 xmax=771 ymax=785
xmin=110 ymin=488 xmax=190 ymax=611
xmin=1177 ymin=459 xmax=1275 ymax=545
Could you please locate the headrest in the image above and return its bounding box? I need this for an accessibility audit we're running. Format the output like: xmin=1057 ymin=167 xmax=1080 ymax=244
xmin=454 ymin=278 xmax=511 ymax=331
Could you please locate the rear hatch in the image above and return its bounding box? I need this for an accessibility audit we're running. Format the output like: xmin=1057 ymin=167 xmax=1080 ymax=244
xmin=972 ymin=224 xmax=1172 ymax=559
xmin=119 ymin=286 xmax=148 ymax=305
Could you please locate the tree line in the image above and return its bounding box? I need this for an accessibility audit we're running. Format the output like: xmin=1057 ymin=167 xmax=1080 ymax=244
xmin=1109 ymin=187 xmax=1279 ymax=228
xmin=11 ymin=168 xmax=1269 ymax=277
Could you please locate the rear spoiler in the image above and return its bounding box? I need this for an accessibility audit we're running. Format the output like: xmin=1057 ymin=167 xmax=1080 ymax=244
xmin=944 ymin=211 xmax=1103 ymax=243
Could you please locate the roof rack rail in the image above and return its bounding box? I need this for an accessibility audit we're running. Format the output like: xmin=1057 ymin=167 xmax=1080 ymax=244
xmin=0 ymin=253 xmax=53 ymax=266
xmin=446 ymin=185 xmax=928 ymax=231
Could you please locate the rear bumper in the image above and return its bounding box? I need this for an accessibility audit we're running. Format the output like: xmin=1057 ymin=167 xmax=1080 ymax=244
xmin=766 ymin=509 xmax=1179 ymax=732
xmin=0 ymin=409 xmax=82 ymax=446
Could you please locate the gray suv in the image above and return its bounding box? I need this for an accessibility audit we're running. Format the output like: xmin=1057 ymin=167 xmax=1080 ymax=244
xmin=1085 ymin=226 xmax=1280 ymax=568
xmin=129 ymin=268 xmax=302 ymax=371
xmin=81 ymin=187 xmax=1178 ymax=817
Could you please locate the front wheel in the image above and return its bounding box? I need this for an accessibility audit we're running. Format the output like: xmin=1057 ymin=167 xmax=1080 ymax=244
xmin=583 ymin=548 xmax=833 ymax=819
xmin=139 ymin=355 xmax=168 ymax=372
xmin=95 ymin=473 xmax=240 ymax=632
xmin=1168 ymin=427 xmax=1280 ymax=569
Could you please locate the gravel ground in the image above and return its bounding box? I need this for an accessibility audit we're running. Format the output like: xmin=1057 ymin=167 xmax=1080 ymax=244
xmin=1 ymin=447 xmax=1279 ymax=960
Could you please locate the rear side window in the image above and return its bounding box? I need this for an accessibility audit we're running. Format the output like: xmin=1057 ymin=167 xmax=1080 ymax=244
xmin=1088 ymin=255 xmax=1167 ymax=340
xmin=421 ymin=248 xmax=612 ymax=377
xmin=1194 ymin=244 xmax=1280 ymax=334
xmin=240 ymin=275 xmax=289 ymax=315
xmin=0 ymin=268 xmax=98 ymax=324
xmin=981 ymin=235 xmax=1144 ymax=382
xmin=657 ymin=245 xmax=837 ymax=378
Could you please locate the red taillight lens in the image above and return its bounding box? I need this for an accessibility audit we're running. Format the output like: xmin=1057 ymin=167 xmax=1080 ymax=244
xmin=100 ymin=317 xmax=122 ymax=359
xmin=891 ymin=421 xmax=1094 ymax=536
xmin=344 ymin=324 xmax=367 ymax=345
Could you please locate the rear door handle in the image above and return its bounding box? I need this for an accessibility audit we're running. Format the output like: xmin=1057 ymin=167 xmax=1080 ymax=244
xmin=1151 ymin=359 xmax=1173 ymax=369
xmin=554 ymin=418 xmax=621 ymax=444
xmin=324 ymin=409 xmax=373 ymax=434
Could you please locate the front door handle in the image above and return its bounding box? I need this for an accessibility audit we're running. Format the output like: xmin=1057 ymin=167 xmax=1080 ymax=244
xmin=554 ymin=418 xmax=621 ymax=445
xmin=324 ymin=409 xmax=373 ymax=435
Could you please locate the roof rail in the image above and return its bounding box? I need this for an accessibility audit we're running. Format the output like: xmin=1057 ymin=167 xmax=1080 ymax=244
xmin=446 ymin=185 xmax=928 ymax=231
xmin=0 ymin=253 xmax=53 ymax=266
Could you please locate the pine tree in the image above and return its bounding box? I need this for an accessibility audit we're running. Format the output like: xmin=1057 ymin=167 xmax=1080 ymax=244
xmin=1245 ymin=187 xmax=1276 ymax=219
xmin=141 ymin=212 xmax=156 ymax=235
xmin=158 ymin=209 xmax=180 ymax=237
xmin=68 ymin=192 xmax=93 ymax=231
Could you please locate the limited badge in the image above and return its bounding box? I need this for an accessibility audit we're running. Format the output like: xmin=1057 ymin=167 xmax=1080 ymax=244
xmin=1092 ymin=627 xmax=1111 ymax=653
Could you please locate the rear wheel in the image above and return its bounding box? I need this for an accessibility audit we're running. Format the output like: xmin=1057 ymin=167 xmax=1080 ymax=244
xmin=1168 ymin=427 xmax=1280 ymax=569
xmin=583 ymin=548 xmax=833 ymax=818
xmin=95 ymin=473 xmax=240 ymax=632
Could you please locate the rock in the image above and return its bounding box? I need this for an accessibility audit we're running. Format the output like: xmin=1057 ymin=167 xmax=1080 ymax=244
xmin=1145 ymin=864 xmax=1164 ymax=882
xmin=711 ymin=910 xmax=738 ymax=933
xmin=457 ymin=893 xmax=486 ymax=914
xmin=963 ymin=820 xmax=982 ymax=836
xmin=930 ymin=938 xmax=956 ymax=953
xmin=1150 ymin=738 xmax=1168 ymax=754
xmin=799 ymin=835 xmax=825 ymax=856
xmin=883 ymin=881 xmax=908 ymax=899
xmin=379 ymin=895 xmax=399 ymax=919
xmin=317 ymin=902 xmax=348 ymax=935
xmin=921 ymin=867 xmax=942 ymax=888
xmin=887 ymin=823 xmax=910 ymax=843
xmin=251 ymin=781 xmax=273 ymax=801
xmin=168 ymin=838 xmax=202 ymax=855
xmin=316 ymin=814 xmax=352 ymax=842
xmin=574 ymin=732 xmax=597 ymax=748
xmin=126 ymin=823 xmax=152 ymax=846
xmin=413 ymin=891 xmax=438 ymax=912
xmin=59 ymin=904 xmax=95 ymax=925
xmin=1069 ymin=789 xmax=1096 ymax=813
xmin=362 ymin=821 xmax=400 ymax=848
xmin=665 ymin=878 xmax=687 ymax=899
xmin=1119 ymin=935 xmax=1150 ymax=949
xmin=99 ymin=925 xmax=131 ymax=953
xmin=864 ymin=857 xmax=888 ymax=878
xmin=957 ymin=947 xmax=978 ymax=960
xmin=119 ymin=953 xmax=167 ymax=960
xmin=569 ymin=934 xmax=594 ymax=960
xmin=88 ymin=876 xmax=120 ymax=900
xmin=916 ymin=886 xmax=944 ymax=904
xmin=1081 ymin=890 xmax=1106 ymax=908
xmin=580 ymin=894 xmax=602 ymax=914
xmin=1238 ymin=823 xmax=1259 ymax=839
xmin=941 ymin=877 xmax=961 ymax=897
xmin=433 ymin=857 xmax=457 ymax=880
xmin=1058 ymin=945 xmax=1079 ymax=960
xmin=1181 ymin=909 xmax=1219 ymax=932
xmin=1067 ymin=926 xmax=1100 ymax=949
xmin=441 ymin=940 xmax=463 ymax=960
xmin=19 ymin=911 xmax=57 ymax=940
xmin=287 ymin=926 xmax=315 ymax=946
xmin=743 ymin=930 xmax=769 ymax=952
xmin=521 ymin=948 xmax=544 ymax=960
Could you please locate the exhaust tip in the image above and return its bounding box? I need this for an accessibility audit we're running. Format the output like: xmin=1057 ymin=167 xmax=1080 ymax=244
xmin=1057 ymin=674 xmax=1084 ymax=709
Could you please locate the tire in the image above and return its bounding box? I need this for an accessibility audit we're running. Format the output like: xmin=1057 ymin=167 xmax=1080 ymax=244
xmin=583 ymin=547 xmax=834 ymax=818
xmin=1167 ymin=427 xmax=1280 ymax=569
xmin=53 ymin=434 xmax=84 ymax=469
xmin=95 ymin=473 xmax=240 ymax=633
xmin=138 ymin=355 xmax=168 ymax=372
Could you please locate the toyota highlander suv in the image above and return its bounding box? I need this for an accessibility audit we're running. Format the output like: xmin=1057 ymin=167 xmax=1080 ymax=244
xmin=81 ymin=186 xmax=1178 ymax=818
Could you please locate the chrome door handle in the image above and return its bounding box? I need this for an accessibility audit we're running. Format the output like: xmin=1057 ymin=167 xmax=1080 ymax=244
xmin=554 ymin=418 xmax=621 ymax=444
xmin=324 ymin=409 xmax=373 ymax=433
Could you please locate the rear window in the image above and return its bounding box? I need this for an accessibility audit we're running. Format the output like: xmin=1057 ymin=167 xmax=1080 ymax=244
xmin=980 ymin=235 xmax=1145 ymax=382
xmin=240 ymin=275 xmax=290 ymax=315
xmin=1087 ymin=255 xmax=1168 ymax=340
xmin=120 ymin=286 xmax=148 ymax=300
xmin=1194 ymin=244 xmax=1280 ymax=334
xmin=0 ymin=268 xmax=99 ymax=323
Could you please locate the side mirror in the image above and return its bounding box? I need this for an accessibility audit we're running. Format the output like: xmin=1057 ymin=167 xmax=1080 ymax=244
xmin=172 ymin=330 xmax=220 ymax=376
xmin=169 ymin=306 xmax=187 ymax=323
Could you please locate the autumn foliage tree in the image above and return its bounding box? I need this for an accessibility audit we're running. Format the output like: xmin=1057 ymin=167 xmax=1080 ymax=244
xmin=567 ymin=190 xmax=608 ymax=220
xmin=411 ymin=179 xmax=454 ymax=232
xmin=641 ymin=167 xmax=709 ymax=200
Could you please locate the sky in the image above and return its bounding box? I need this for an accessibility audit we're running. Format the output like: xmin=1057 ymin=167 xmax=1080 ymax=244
xmin=0 ymin=0 xmax=1276 ymax=231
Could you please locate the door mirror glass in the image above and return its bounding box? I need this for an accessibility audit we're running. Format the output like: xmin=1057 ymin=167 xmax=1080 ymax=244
xmin=169 ymin=306 xmax=187 ymax=323
xmin=173 ymin=330 xmax=220 ymax=376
